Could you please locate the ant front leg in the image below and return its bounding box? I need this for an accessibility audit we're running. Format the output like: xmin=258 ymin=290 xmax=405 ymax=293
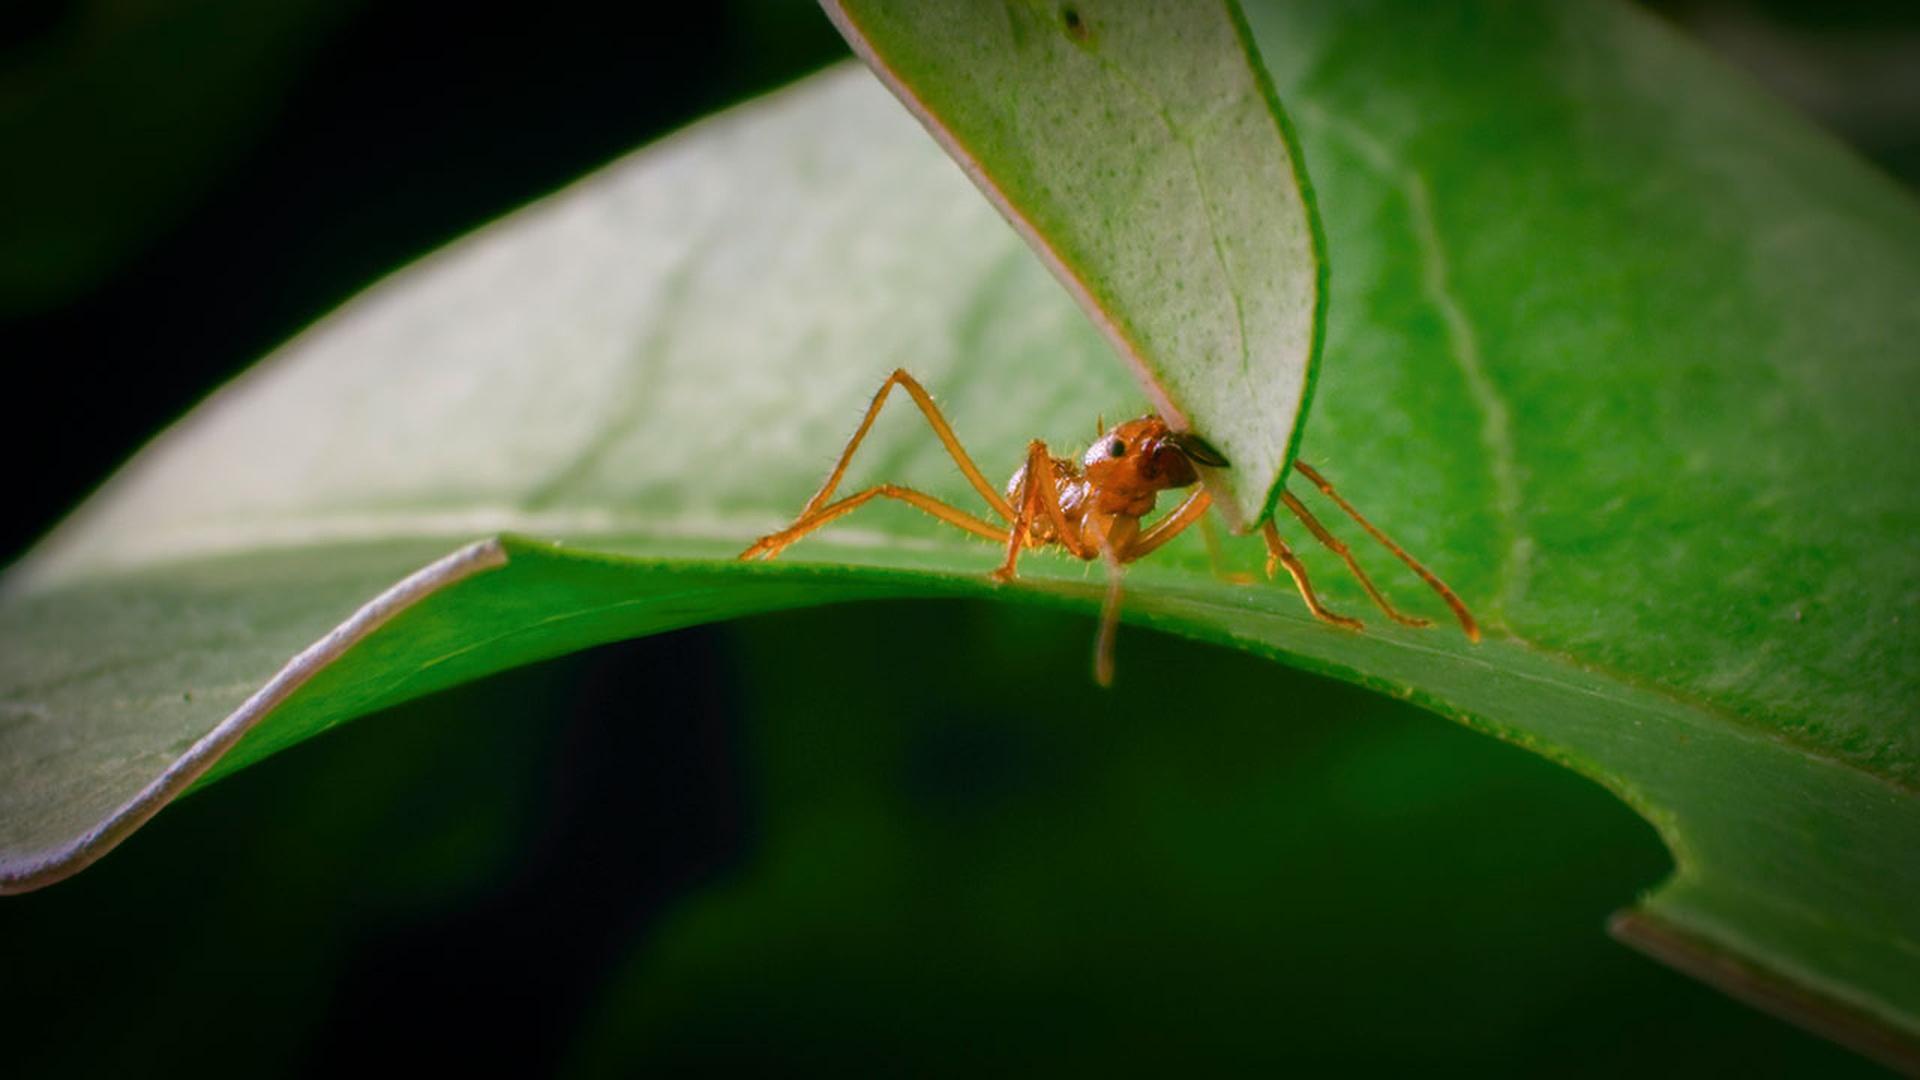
xmin=1291 ymin=461 xmax=1480 ymax=641
xmin=1121 ymin=487 xmax=1258 ymax=583
xmin=1121 ymin=487 xmax=1211 ymax=563
xmin=1091 ymin=540 xmax=1126 ymax=687
xmin=1261 ymin=519 xmax=1363 ymax=631
xmin=1279 ymin=491 xmax=1429 ymax=628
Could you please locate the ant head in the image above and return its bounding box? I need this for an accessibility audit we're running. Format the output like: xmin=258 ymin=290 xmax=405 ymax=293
xmin=1082 ymin=416 xmax=1228 ymax=495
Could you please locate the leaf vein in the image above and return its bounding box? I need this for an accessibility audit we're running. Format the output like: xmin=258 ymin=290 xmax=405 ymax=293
xmin=1299 ymin=106 xmax=1528 ymax=620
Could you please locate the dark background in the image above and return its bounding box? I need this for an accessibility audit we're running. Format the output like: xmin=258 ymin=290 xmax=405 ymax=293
xmin=2 ymin=1 xmax=1915 ymax=1074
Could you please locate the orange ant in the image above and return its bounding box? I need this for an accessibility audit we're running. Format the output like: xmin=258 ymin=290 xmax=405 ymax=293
xmin=741 ymin=369 xmax=1479 ymax=683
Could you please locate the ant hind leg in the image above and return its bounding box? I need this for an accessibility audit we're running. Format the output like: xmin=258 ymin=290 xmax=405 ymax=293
xmin=795 ymin=368 xmax=1015 ymax=523
xmin=742 ymin=484 xmax=1006 ymax=561
xmin=743 ymin=368 xmax=1021 ymax=561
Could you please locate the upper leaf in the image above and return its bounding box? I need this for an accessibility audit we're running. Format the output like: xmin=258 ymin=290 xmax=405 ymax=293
xmin=824 ymin=0 xmax=1325 ymax=528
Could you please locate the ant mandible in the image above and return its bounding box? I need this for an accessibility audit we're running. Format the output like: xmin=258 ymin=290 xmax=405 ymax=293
xmin=740 ymin=369 xmax=1479 ymax=684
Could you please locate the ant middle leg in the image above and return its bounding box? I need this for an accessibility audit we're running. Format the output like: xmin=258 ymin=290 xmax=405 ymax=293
xmin=990 ymin=440 xmax=1090 ymax=582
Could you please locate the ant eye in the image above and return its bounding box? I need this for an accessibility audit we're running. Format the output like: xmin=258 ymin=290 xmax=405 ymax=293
xmin=1108 ymin=439 xmax=1126 ymax=458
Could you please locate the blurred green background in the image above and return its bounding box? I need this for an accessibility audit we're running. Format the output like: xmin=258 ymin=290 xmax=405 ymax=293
xmin=2 ymin=0 xmax=1914 ymax=1073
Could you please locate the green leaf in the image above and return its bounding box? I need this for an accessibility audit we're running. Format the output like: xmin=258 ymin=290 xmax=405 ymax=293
xmin=823 ymin=0 xmax=1325 ymax=527
xmin=2 ymin=0 xmax=1917 ymax=1065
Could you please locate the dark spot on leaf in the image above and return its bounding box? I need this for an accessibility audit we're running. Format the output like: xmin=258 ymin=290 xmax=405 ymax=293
xmin=1060 ymin=4 xmax=1090 ymax=43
